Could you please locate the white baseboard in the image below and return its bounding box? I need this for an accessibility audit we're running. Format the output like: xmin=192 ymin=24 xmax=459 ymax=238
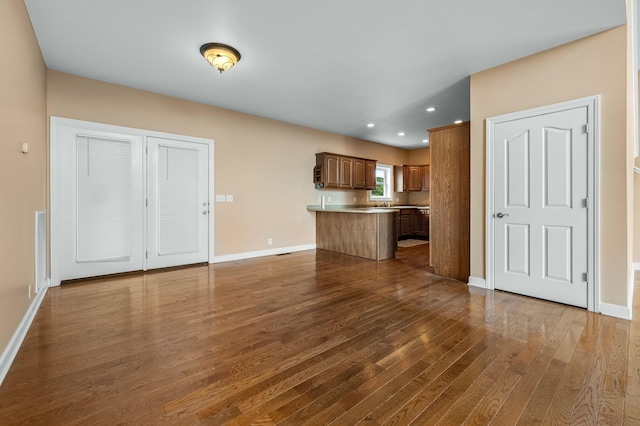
xmin=0 ymin=280 xmax=49 ymax=386
xmin=599 ymin=302 xmax=632 ymax=320
xmin=467 ymin=276 xmax=487 ymax=289
xmin=212 ymin=244 xmax=316 ymax=264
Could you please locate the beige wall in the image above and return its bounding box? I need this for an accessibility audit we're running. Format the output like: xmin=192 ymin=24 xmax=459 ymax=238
xmin=0 ymin=1 xmax=47 ymax=353
xmin=470 ymin=26 xmax=631 ymax=306
xmin=408 ymin=147 xmax=430 ymax=165
xmin=47 ymin=71 xmax=410 ymax=256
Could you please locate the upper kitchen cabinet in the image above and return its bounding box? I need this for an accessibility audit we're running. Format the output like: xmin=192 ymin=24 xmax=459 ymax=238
xmin=314 ymin=152 xmax=376 ymax=191
xmin=314 ymin=153 xmax=340 ymax=188
xmin=365 ymin=160 xmax=376 ymax=190
xmin=339 ymin=156 xmax=353 ymax=188
xmin=429 ymin=122 xmax=470 ymax=282
xmin=353 ymin=158 xmax=366 ymax=189
xmin=421 ymin=165 xmax=430 ymax=191
xmin=394 ymin=165 xmax=428 ymax=192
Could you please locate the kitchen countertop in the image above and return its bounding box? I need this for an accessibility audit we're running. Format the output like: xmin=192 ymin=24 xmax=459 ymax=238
xmin=306 ymin=205 xmax=429 ymax=213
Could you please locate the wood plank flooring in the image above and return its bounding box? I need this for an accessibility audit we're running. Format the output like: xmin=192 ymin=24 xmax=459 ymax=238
xmin=0 ymin=245 xmax=639 ymax=425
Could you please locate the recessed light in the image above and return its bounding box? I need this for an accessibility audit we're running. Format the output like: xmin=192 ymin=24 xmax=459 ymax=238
xmin=367 ymin=123 xmax=375 ymax=128
xmin=426 ymin=107 xmax=436 ymax=112
xmin=454 ymin=120 xmax=463 ymax=124
xmin=422 ymin=139 xmax=429 ymax=143
xmin=398 ymin=132 xmax=405 ymax=136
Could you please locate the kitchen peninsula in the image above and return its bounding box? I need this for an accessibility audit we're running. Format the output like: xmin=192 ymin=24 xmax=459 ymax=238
xmin=307 ymin=206 xmax=397 ymax=261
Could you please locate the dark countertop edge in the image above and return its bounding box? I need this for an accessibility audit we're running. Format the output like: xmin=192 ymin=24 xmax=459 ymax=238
xmin=306 ymin=205 xmax=429 ymax=213
xmin=307 ymin=205 xmax=396 ymax=214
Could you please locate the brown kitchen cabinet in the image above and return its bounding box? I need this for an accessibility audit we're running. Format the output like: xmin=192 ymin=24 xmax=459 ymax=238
xmin=339 ymin=156 xmax=353 ymax=188
xmin=407 ymin=166 xmax=422 ymax=191
xmin=365 ymin=160 xmax=376 ymax=190
xmin=314 ymin=152 xmax=376 ymax=191
xmin=414 ymin=209 xmax=429 ymax=237
xmin=396 ymin=208 xmax=429 ymax=239
xmin=421 ymin=165 xmax=430 ymax=191
xmin=394 ymin=164 xmax=428 ymax=192
xmin=353 ymin=158 xmax=366 ymax=189
xmin=429 ymin=121 xmax=470 ymax=282
xmin=397 ymin=209 xmax=413 ymax=237
xmin=314 ymin=153 xmax=339 ymax=188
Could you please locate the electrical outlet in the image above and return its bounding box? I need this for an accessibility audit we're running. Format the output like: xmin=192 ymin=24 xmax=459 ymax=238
xmin=268 ymin=238 xmax=273 ymax=246
xmin=226 ymin=195 xmax=233 ymax=202
xmin=215 ymin=195 xmax=226 ymax=202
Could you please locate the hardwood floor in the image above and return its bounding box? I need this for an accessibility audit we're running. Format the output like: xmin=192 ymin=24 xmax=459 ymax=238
xmin=0 ymin=245 xmax=639 ymax=425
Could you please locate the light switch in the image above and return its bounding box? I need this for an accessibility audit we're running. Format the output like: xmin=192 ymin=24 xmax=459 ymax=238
xmin=226 ymin=195 xmax=233 ymax=202
xmin=21 ymin=142 xmax=29 ymax=154
xmin=215 ymin=195 xmax=226 ymax=202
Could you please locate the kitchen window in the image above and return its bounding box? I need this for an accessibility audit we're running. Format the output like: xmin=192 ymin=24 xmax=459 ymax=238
xmin=369 ymin=164 xmax=392 ymax=201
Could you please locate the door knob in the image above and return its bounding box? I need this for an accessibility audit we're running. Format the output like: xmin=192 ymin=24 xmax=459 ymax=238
xmin=495 ymin=212 xmax=509 ymax=218
xmin=202 ymin=210 xmax=208 ymax=215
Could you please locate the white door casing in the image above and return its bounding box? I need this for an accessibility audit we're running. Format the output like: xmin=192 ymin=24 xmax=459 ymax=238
xmin=486 ymin=96 xmax=599 ymax=311
xmin=147 ymin=137 xmax=209 ymax=269
xmin=50 ymin=117 xmax=215 ymax=286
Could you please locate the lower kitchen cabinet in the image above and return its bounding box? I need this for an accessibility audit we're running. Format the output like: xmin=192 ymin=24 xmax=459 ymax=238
xmin=414 ymin=209 xmax=429 ymax=238
xmin=398 ymin=211 xmax=413 ymax=237
xmin=397 ymin=208 xmax=429 ymax=240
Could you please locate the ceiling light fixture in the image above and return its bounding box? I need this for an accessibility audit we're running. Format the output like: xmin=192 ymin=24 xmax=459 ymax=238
xmin=398 ymin=132 xmax=405 ymax=136
xmin=422 ymin=139 xmax=429 ymax=143
xmin=454 ymin=120 xmax=463 ymax=124
xmin=367 ymin=123 xmax=375 ymax=128
xmin=200 ymin=43 xmax=241 ymax=73
xmin=426 ymin=107 xmax=436 ymax=112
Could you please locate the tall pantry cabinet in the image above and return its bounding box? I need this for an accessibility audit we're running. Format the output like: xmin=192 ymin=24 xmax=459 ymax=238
xmin=429 ymin=122 xmax=470 ymax=282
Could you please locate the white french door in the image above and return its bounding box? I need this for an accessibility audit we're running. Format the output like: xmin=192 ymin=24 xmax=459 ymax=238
xmin=59 ymin=128 xmax=145 ymax=281
xmin=487 ymin=97 xmax=598 ymax=309
xmin=52 ymin=118 xmax=212 ymax=283
xmin=147 ymin=137 xmax=209 ymax=269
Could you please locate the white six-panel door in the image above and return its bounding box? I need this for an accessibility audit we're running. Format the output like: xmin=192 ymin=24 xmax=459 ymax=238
xmin=493 ymin=106 xmax=589 ymax=308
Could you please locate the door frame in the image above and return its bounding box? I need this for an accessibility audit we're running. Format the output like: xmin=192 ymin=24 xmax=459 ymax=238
xmin=50 ymin=117 xmax=215 ymax=287
xmin=485 ymin=95 xmax=600 ymax=312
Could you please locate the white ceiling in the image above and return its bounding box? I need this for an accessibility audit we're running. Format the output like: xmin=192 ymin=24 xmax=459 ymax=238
xmin=24 ymin=0 xmax=626 ymax=149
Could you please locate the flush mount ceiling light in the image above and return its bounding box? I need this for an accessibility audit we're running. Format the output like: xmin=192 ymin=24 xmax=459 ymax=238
xmin=426 ymin=107 xmax=436 ymax=112
xmin=367 ymin=123 xmax=375 ymax=128
xmin=200 ymin=43 xmax=241 ymax=73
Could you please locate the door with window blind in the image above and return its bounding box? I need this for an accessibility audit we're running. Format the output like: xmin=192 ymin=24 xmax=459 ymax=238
xmin=57 ymin=126 xmax=209 ymax=281
xmin=59 ymin=128 xmax=145 ymax=281
xmin=146 ymin=137 xmax=209 ymax=269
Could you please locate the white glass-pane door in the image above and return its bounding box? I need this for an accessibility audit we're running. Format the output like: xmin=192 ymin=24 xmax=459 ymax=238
xmin=146 ymin=137 xmax=209 ymax=269
xmin=60 ymin=129 xmax=144 ymax=280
